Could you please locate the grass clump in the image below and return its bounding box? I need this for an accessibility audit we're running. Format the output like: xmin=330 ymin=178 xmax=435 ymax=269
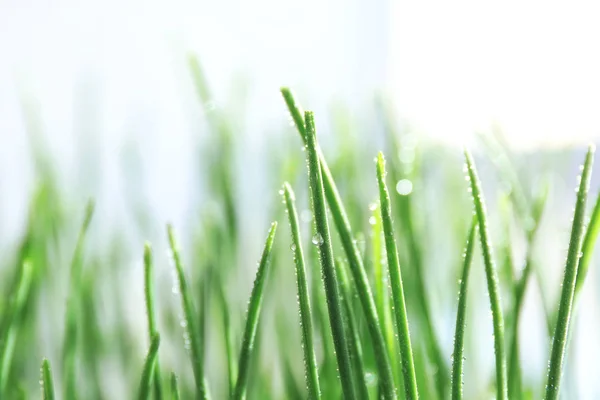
xmin=0 ymin=68 xmax=599 ymax=400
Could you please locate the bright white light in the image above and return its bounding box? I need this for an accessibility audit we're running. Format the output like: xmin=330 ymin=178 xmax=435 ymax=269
xmin=388 ymin=0 xmax=600 ymax=149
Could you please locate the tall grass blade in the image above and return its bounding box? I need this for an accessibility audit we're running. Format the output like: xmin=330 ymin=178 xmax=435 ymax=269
xmin=451 ymin=218 xmax=477 ymax=400
xmin=41 ymin=358 xmax=55 ymax=400
xmin=0 ymin=260 xmax=33 ymax=395
xmin=282 ymin=183 xmax=321 ymax=399
xmin=303 ymin=110 xmax=357 ymax=400
xmin=377 ymin=153 xmax=418 ymax=400
xmin=167 ymin=225 xmax=207 ymax=399
xmin=144 ymin=243 xmax=164 ymax=400
xmin=545 ymin=145 xmax=595 ymax=400
xmin=336 ymin=260 xmax=370 ymax=400
xmin=377 ymin=96 xmax=448 ymax=397
xmin=370 ymin=202 xmax=398 ymax=382
xmin=464 ymin=149 xmax=508 ymax=400
xmin=138 ymin=334 xmax=161 ymax=400
xmin=62 ymin=200 xmax=95 ymax=399
xmin=232 ymin=222 xmax=278 ymax=400
xmin=281 ymin=87 xmax=396 ymax=400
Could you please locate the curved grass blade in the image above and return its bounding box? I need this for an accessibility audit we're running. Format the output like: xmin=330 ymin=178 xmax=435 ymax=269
xmin=167 ymin=225 xmax=207 ymax=399
xmin=62 ymin=200 xmax=95 ymax=399
xmin=170 ymin=373 xmax=180 ymax=400
xmin=451 ymin=218 xmax=477 ymax=400
xmin=0 ymin=260 xmax=33 ymax=395
xmin=281 ymin=87 xmax=396 ymax=400
xmin=41 ymin=358 xmax=55 ymax=400
xmin=138 ymin=334 xmax=161 ymax=400
xmin=144 ymin=243 xmax=164 ymax=400
xmin=282 ymin=183 xmax=321 ymax=399
xmin=336 ymin=260 xmax=370 ymax=400
xmin=574 ymin=188 xmax=600 ymax=299
xmin=376 ymin=153 xmax=418 ymax=400
xmin=464 ymin=149 xmax=507 ymax=400
xmin=232 ymin=222 xmax=278 ymax=400
xmin=304 ymin=111 xmax=357 ymax=400
xmin=545 ymin=145 xmax=595 ymax=400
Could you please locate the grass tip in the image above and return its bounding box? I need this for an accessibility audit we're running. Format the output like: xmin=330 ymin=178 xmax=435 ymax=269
xmin=282 ymin=182 xmax=295 ymax=201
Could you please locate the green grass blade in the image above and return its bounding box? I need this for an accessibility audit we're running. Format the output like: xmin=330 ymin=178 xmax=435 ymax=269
xmin=304 ymin=110 xmax=357 ymax=400
xmin=377 ymin=96 xmax=448 ymax=397
xmin=336 ymin=260 xmax=371 ymax=400
xmin=371 ymin=202 xmax=399 ymax=387
xmin=41 ymin=358 xmax=55 ymax=400
xmin=232 ymin=222 xmax=278 ymax=400
xmin=170 ymin=373 xmax=180 ymax=400
xmin=0 ymin=260 xmax=33 ymax=395
xmin=451 ymin=218 xmax=477 ymax=400
xmin=545 ymin=145 xmax=595 ymax=400
xmin=574 ymin=189 xmax=600 ymax=298
xmin=167 ymin=225 xmax=207 ymax=399
xmin=138 ymin=334 xmax=161 ymax=400
xmin=464 ymin=149 xmax=508 ymax=400
xmin=282 ymin=183 xmax=321 ymax=400
xmin=281 ymin=87 xmax=396 ymax=400
xmin=144 ymin=243 xmax=164 ymax=400
xmin=377 ymin=153 xmax=418 ymax=400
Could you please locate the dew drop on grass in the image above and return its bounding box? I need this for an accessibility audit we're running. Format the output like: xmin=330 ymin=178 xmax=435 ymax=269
xmin=369 ymin=202 xmax=378 ymax=211
xmin=290 ymin=243 xmax=297 ymax=252
xmin=312 ymin=234 xmax=324 ymax=246
xmin=368 ymin=216 xmax=376 ymax=225
xmin=364 ymin=372 xmax=376 ymax=385
xmin=279 ymin=189 xmax=284 ymax=195
xmin=396 ymin=179 xmax=413 ymax=195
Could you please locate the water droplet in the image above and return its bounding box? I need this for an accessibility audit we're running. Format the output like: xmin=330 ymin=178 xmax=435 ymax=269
xmin=369 ymin=216 xmax=377 ymax=225
xmin=364 ymin=372 xmax=376 ymax=385
xmin=312 ymin=234 xmax=324 ymax=246
xmin=180 ymin=320 xmax=188 ymax=328
xmin=369 ymin=202 xmax=378 ymax=211
xmin=279 ymin=189 xmax=284 ymax=195
xmin=396 ymin=179 xmax=413 ymax=195
xmin=290 ymin=243 xmax=297 ymax=252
